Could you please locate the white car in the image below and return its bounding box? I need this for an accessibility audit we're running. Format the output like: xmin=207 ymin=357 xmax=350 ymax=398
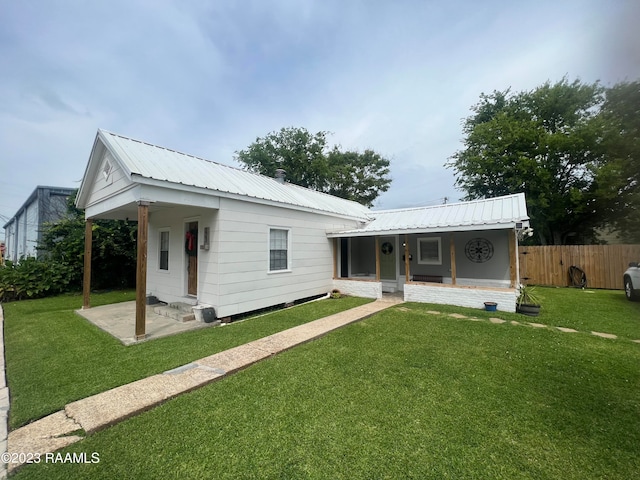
xmin=624 ymin=262 xmax=640 ymax=301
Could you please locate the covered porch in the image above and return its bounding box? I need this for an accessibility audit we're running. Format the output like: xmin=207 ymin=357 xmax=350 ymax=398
xmin=328 ymin=195 xmax=530 ymax=313
xmin=331 ymin=232 xmax=519 ymax=312
xmin=76 ymin=129 xmax=223 ymax=341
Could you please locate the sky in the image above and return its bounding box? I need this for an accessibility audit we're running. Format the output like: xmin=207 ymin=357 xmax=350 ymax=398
xmin=1 ymin=0 xmax=639 ymax=234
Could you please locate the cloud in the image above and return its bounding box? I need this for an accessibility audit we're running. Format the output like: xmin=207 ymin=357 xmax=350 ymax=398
xmin=1 ymin=0 xmax=638 ymax=229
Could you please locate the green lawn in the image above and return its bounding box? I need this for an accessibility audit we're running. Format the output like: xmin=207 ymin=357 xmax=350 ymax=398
xmin=7 ymin=288 xmax=640 ymax=479
xmin=529 ymin=287 xmax=640 ymax=338
xmin=3 ymin=291 xmax=372 ymax=429
xmin=423 ymin=287 xmax=640 ymax=340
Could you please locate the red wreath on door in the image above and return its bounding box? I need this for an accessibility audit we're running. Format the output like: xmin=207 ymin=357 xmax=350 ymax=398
xmin=185 ymin=231 xmax=197 ymax=255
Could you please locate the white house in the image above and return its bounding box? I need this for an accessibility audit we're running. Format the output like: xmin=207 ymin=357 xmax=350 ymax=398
xmin=76 ymin=129 xmax=530 ymax=340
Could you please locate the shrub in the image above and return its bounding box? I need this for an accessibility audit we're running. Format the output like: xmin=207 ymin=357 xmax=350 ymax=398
xmin=0 ymin=257 xmax=74 ymax=302
xmin=38 ymin=190 xmax=137 ymax=291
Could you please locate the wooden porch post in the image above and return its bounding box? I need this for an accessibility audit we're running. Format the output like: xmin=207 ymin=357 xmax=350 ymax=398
xmin=375 ymin=236 xmax=381 ymax=281
xmin=404 ymin=235 xmax=410 ymax=283
xmin=135 ymin=201 xmax=149 ymax=341
xmin=508 ymin=229 xmax=518 ymax=287
xmin=333 ymin=238 xmax=338 ymax=279
xmin=82 ymin=218 xmax=93 ymax=309
xmin=450 ymin=233 xmax=457 ymax=285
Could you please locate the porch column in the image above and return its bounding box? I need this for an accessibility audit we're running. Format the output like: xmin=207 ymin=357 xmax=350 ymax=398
xmin=508 ymin=229 xmax=518 ymax=287
xmin=450 ymin=233 xmax=457 ymax=285
xmin=333 ymin=238 xmax=338 ymax=279
xmin=375 ymin=236 xmax=381 ymax=281
xmin=135 ymin=201 xmax=149 ymax=341
xmin=404 ymin=235 xmax=410 ymax=283
xmin=82 ymin=218 xmax=93 ymax=309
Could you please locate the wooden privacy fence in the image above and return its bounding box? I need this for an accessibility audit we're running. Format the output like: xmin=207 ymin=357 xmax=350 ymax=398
xmin=518 ymin=244 xmax=640 ymax=290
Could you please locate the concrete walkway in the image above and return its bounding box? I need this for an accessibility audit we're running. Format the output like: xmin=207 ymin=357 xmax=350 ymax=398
xmin=5 ymin=296 xmax=403 ymax=472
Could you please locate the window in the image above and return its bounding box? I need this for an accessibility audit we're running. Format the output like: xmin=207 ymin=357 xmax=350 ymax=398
xmin=159 ymin=230 xmax=169 ymax=270
xmin=269 ymin=228 xmax=289 ymax=271
xmin=417 ymin=237 xmax=442 ymax=265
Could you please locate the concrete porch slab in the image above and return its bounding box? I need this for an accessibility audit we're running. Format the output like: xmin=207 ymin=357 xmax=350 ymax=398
xmin=76 ymin=301 xmax=214 ymax=345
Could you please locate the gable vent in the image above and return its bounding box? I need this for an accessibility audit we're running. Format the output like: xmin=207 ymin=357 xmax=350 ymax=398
xmin=102 ymin=161 xmax=112 ymax=180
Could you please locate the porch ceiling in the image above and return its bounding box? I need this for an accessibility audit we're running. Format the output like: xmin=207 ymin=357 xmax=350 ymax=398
xmin=87 ymin=201 xmax=191 ymax=221
xmin=83 ymin=182 xmax=221 ymax=220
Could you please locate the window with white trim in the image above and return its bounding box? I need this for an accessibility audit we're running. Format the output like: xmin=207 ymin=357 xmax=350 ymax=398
xmin=417 ymin=237 xmax=442 ymax=265
xmin=159 ymin=230 xmax=170 ymax=271
xmin=269 ymin=228 xmax=289 ymax=271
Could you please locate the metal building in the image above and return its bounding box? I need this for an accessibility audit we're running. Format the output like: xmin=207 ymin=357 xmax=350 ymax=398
xmin=3 ymin=186 xmax=75 ymax=262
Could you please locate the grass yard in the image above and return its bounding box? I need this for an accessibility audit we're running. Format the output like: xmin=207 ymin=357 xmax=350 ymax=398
xmin=10 ymin=287 xmax=640 ymax=479
xmin=527 ymin=287 xmax=640 ymax=338
xmin=429 ymin=287 xmax=640 ymax=340
xmin=3 ymin=290 xmax=372 ymax=429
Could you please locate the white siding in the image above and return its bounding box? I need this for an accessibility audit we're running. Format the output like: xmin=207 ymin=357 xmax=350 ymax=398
xmin=205 ymin=198 xmax=360 ymax=318
xmin=145 ymin=206 xmax=216 ymax=306
xmin=144 ymin=197 xmax=360 ymax=318
xmin=142 ymin=198 xmax=355 ymax=317
xmin=87 ymin=152 xmax=131 ymax=207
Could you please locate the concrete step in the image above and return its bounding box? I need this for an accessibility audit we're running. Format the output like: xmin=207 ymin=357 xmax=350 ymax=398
xmin=153 ymin=304 xmax=196 ymax=322
xmin=168 ymin=302 xmax=196 ymax=313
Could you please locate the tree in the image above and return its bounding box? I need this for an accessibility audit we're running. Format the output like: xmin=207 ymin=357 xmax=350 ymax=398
xmin=39 ymin=191 xmax=138 ymax=290
xmin=235 ymin=127 xmax=391 ymax=207
xmin=447 ymin=78 xmax=606 ymax=245
xmin=594 ymin=81 xmax=640 ymax=242
xmin=326 ymin=148 xmax=391 ymax=207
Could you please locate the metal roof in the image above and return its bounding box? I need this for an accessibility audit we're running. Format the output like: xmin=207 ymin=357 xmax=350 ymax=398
xmin=3 ymin=186 xmax=76 ymax=229
xmin=97 ymin=130 xmax=372 ymax=221
xmin=79 ymin=130 xmax=530 ymax=233
xmin=327 ymin=193 xmax=529 ymax=237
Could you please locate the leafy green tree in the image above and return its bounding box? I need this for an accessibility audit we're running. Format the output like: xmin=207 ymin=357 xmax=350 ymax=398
xmin=447 ymin=78 xmax=606 ymax=245
xmin=326 ymin=148 xmax=391 ymax=207
xmin=39 ymin=191 xmax=137 ymax=290
xmin=594 ymin=81 xmax=640 ymax=242
xmin=235 ymin=127 xmax=391 ymax=207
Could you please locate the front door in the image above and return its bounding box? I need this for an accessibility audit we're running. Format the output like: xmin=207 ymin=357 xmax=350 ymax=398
xmin=380 ymin=237 xmax=397 ymax=290
xmin=186 ymin=221 xmax=198 ymax=296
